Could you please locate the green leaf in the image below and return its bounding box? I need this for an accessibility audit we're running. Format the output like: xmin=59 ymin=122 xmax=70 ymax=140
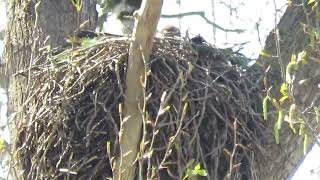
xmin=197 ymin=170 xmax=208 ymax=176
xmin=303 ymin=134 xmax=308 ymax=155
xmin=259 ymin=49 xmax=270 ymax=57
xmin=290 ymin=54 xmax=297 ymax=62
xmin=288 ymin=104 xmax=297 ymax=133
xmin=81 ymin=37 xmax=97 ymax=47
xmin=277 ymin=110 xmax=284 ymax=130
xmin=192 ymin=164 xmax=208 ymax=177
xmin=286 ymin=61 xmax=298 ymax=83
xmin=308 ymin=0 xmax=316 ymax=5
xmin=263 ymin=96 xmax=268 ymax=121
xmin=184 ymin=163 xmax=208 ymax=179
xmin=158 ymin=106 xmax=171 ymax=116
xmin=191 ymin=170 xmax=198 ymax=176
xmin=71 ymin=0 xmax=82 ymax=12
xmin=297 ymin=50 xmax=307 ymax=64
xmin=194 ymin=163 xmax=201 ymax=171
xmin=299 ymin=121 xmax=305 ymax=136
xmin=280 ymin=83 xmax=289 ymax=97
xmin=0 ymin=138 xmax=6 ymax=152
xmin=274 ymin=122 xmax=280 ymax=144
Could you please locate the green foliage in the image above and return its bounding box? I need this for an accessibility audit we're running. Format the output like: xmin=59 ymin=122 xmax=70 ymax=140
xmin=0 ymin=137 xmax=6 ymax=152
xmin=299 ymin=120 xmax=305 ymax=136
xmin=297 ymin=120 xmax=308 ymax=155
xmin=259 ymin=49 xmax=271 ymax=57
xmin=263 ymin=50 xmax=311 ymax=145
xmin=277 ymin=110 xmax=284 ymax=130
xmin=263 ymin=96 xmax=269 ymax=120
xmin=288 ymin=104 xmax=297 ymax=134
xmin=273 ymin=121 xmax=280 ymax=144
xmin=183 ymin=163 xmax=208 ymax=180
xmin=308 ymin=0 xmax=316 ymax=5
xmin=285 ymin=54 xmax=298 ymax=83
xmin=262 ymin=2 xmax=320 ymax=159
xmin=81 ymin=37 xmax=97 ymax=47
xmin=263 ymin=94 xmax=285 ymax=144
xmin=303 ymin=133 xmax=308 ymax=155
xmin=273 ymin=110 xmax=284 ymax=144
xmin=297 ymin=50 xmax=307 ymax=64
xmin=280 ymin=83 xmax=289 ymax=97
xmin=285 ymin=51 xmax=307 ymax=83
xmin=71 ymin=0 xmax=82 ymax=12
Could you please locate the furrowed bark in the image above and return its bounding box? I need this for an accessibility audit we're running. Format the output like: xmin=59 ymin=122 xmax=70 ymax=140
xmin=3 ymin=0 xmax=96 ymax=178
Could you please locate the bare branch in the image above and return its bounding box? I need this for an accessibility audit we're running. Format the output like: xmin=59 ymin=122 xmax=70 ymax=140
xmin=113 ymin=0 xmax=163 ymax=180
xmin=161 ymin=11 xmax=244 ymax=33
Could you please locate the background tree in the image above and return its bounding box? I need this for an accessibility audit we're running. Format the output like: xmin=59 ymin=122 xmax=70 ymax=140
xmin=3 ymin=0 xmax=97 ymax=177
xmin=255 ymin=0 xmax=320 ymax=179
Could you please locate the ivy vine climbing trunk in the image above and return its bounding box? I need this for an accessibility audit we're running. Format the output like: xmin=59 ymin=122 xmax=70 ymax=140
xmin=113 ymin=0 xmax=163 ymax=179
xmin=3 ymin=0 xmax=97 ymax=177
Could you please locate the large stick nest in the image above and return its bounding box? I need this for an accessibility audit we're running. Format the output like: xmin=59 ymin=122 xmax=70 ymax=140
xmin=15 ymin=35 xmax=266 ymax=179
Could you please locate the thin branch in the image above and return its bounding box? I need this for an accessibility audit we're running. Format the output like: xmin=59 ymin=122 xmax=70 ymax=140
xmin=161 ymin=11 xmax=244 ymax=33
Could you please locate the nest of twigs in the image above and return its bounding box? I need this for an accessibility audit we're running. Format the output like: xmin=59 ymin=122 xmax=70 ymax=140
xmin=15 ymin=35 xmax=265 ymax=179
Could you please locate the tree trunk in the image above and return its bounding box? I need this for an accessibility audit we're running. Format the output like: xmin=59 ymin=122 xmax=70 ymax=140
xmin=3 ymin=0 xmax=96 ymax=177
xmin=256 ymin=1 xmax=320 ymax=179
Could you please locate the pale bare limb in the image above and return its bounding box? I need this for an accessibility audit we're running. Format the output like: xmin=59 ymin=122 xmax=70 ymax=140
xmin=161 ymin=11 xmax=244 ymax=33
xmin=113 ymin=0 xmax=163 ymax=180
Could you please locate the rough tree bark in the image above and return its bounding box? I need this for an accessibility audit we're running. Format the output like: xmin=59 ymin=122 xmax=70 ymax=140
xmin=3 ymin=0 xmax=97 ymax=177
xmin=113 ymin=0 xmax=163 ymax=179
xmin=256 ymin=1 xmax=320 ymax=179
xmin=4 ymin=0 xmax=97 ymax=111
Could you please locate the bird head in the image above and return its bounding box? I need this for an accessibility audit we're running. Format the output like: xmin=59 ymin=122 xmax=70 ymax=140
xmin=106 ymin=0 xmax=142 ymax=34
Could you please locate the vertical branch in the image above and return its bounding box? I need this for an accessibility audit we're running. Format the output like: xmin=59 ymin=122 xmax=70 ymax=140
xmin=210 ymin=0 xmax=216 ymax=43
xmin=113 ymin=0 xmax=163 ymax=180
xmin=177 ymin=0 xmax=182 ymax=30
xmin=272 ymin=0 xmax=284 ymax=80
